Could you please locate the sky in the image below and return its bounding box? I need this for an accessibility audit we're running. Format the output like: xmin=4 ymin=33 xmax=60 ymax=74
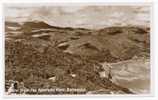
xmin=4 ymin=4 xmax=151 ymax=29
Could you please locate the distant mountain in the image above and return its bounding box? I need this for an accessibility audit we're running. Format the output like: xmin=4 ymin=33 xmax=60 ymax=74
xmin=5 ymin=21 xmax=21 ymax=27
xmin=5 ymin=21 xmax=150 ymax=62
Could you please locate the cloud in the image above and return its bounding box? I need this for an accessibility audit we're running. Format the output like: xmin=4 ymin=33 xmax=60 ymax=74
xmin=5 ymin=5 xmax=151 ymax=29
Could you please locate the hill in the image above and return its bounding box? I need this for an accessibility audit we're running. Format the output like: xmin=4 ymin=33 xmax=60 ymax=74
xmin=5 ymin=21 xmax=149 ymax=94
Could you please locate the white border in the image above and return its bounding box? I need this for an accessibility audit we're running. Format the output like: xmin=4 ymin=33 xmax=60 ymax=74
xmin=0 ymin=0 xmax=157 ymax=100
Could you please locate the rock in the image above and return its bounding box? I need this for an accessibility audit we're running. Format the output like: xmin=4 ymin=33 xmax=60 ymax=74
xmin=99 ymin=71 xmax=107 ymax=78
xmin=110 ymin=59 xmax=150 ymax=94
xmin=70 ymin=74 xmax=76 ymax=78
xmin=48 ymin=76 xmax=56 ymax=82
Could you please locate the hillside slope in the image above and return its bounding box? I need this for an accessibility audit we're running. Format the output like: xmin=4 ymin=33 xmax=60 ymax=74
xmin=5 ymin=21 xmax=149 ymax=94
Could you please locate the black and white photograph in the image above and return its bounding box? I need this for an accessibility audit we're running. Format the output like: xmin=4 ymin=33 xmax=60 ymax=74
xmin=4 ymin=3 xmax=151 ymax=96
